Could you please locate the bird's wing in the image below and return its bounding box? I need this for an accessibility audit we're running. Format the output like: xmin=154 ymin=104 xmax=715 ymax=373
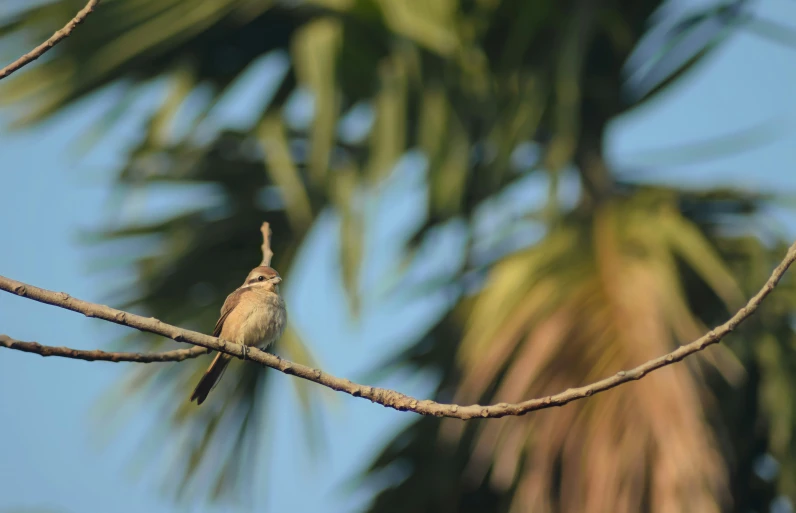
xmin=212 ymin=288 xmax=247 ymax=337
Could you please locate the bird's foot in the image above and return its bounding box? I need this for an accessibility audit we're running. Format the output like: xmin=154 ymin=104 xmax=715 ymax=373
xmin=241 ymin=345 xmax=248 ymax=361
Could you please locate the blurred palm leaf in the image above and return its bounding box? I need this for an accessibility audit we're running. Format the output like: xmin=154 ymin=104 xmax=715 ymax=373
xmin=450 ymin=192 xmax=739 ymax=513
xmin=362 ymin=191 xmax=796 ymax=513
xmin=3 ymin=0 xmax=795 ymax=511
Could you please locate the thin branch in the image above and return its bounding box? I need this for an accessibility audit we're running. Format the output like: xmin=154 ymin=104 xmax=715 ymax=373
xmin=260 ymin=222 xmax=274 ymax=266
xmin=0 ymin=334 xmax=208 ymax=363
xmin=0 ymin=0 xmax=100 ymax=81
xmin=0 ymin=242 xmax=794 ymax=419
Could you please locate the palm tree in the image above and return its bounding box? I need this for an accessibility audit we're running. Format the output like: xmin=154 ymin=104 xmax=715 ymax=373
xmin=2 ymin=0 xmax=795 ymax=511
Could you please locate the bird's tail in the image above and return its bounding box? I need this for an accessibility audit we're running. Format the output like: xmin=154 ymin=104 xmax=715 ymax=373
xmin=190 ymin=352 xmax=232 ymax=405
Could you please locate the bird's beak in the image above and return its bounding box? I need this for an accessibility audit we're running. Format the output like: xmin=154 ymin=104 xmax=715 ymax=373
xmin=272 ymin=276 xmax=282 ymax=284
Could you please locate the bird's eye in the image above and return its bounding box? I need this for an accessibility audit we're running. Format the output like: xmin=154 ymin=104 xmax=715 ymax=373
xmin=257 ymin=276 xmax=265 ymax=282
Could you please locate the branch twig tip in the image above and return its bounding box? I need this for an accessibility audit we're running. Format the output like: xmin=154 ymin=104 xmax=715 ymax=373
xmin=0 ymin=0 xmax=101 ymax=81
xmin=260 ymin=222 xmax=273 ymax=267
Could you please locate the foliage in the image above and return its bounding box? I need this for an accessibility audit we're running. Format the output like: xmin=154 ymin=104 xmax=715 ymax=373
xmin=2 ymin=0 xmax=795 ymax=511
xmin=364 ymin=190 xmax=796 ymax=513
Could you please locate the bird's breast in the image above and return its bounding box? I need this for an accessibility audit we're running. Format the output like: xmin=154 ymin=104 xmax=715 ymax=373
xmin=222 ymin=293 xmax=286 ymax=349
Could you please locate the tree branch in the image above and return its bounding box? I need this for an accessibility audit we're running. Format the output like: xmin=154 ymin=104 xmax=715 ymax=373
xmin=0 ymin=0 xmax=100 ymax=81
xmin=0 ymin=334 xmax=208 ymax=363
xmin=0 ymin=241 xmax=794 ymax=419
xmin=260 ymin=222 xmax=274 ymax=267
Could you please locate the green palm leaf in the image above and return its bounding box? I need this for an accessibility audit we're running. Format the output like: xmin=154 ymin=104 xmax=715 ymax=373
xmin=3 ymin=0 xmax=794 ymax=511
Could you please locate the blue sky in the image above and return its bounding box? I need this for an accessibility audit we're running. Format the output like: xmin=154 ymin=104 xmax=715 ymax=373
xmin=2 ymin=1 xmax=796 ymax=513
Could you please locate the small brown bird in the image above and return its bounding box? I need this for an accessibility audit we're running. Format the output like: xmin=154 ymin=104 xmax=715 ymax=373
xmin=190 ymin=266 xmax=287 ymax=405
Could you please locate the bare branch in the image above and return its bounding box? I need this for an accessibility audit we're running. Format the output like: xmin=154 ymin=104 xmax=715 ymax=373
xmin=260 ymin=222 xmax=273 ymax=267
xmin=0 ymin=241 xmax=794 ymax=419
xmin=0 ymin=334 xmax=208 ymax=363
xmin=0 ymin=0 xmax=100 ymax=81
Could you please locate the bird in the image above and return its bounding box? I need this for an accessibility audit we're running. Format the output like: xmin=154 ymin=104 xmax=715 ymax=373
xmin=190 ymin=265 xmax=287 ymax=405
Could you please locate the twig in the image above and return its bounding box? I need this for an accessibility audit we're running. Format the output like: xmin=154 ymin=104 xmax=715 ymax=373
xmin=0 ymin=0 xmax=100 ymax=81
xmin=260 ymin=222 xmax=274 ymax=267
xmin=1 ymin=240 xmax=795 ymax=419
xmin=0 ymin=334 xmax=208 ymax=363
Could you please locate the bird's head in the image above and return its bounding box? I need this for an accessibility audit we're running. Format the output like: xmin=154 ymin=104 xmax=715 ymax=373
xmin=243 ymin=266 xmax=282 ymax=293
